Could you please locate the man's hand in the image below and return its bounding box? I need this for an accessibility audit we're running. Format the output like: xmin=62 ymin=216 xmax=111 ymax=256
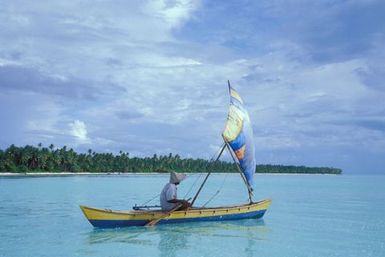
xmin=179 ymin=199 xmax=191 ymax=209
xmin=168 ymin=199 xmax=192 ymax=210
xmin=184 ymin=200 xmax=192 ymax=208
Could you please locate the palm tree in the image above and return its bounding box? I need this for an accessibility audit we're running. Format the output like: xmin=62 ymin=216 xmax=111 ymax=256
xmin=0 ymin=143 xmax=342 ymax=174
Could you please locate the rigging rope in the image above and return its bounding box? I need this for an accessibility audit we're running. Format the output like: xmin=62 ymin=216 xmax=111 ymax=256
xmin=202 ymin=172 xmax=229 ymax=207
xmin=183 ymin=142 xmax=225 ymax=200
xmin=139 ymin=193 xmax=160 ymax=206
xmin=183 ymin=173 xmax=202 ymax=199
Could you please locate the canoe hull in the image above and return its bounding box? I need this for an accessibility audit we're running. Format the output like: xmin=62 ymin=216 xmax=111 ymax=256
xmin=80 ymin=199 xmax=271 ymax=228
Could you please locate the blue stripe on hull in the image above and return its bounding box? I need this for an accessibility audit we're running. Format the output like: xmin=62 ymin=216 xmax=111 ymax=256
xmin=89 ymin=209 xmax=267 ymax=228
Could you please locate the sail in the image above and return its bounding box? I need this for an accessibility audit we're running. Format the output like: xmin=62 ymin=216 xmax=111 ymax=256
xmin=222 ymin=82 xmax=256 ymax=188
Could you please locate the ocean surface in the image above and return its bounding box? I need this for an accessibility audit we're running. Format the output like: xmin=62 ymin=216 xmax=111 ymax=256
xmin=0 ymin=174 xmax=384 ymax=257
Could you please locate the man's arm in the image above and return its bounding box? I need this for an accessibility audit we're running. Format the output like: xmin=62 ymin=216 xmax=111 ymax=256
xmin=167 ymin=199 xmax=191 ymax=208
xmin=167 ymin=199 xmax=190 ymax=204
xmin=165 ymin=185 xmax=191 ymax=209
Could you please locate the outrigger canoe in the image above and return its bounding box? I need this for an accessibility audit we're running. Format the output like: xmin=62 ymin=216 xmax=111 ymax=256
xmin=80 ymin=199 xmax=271 ymax=228
xmin=80 ymin=81 xmax=272 ymax=228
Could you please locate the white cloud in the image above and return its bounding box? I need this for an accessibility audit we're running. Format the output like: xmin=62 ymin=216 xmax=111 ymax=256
xmin=69 ymin=120 xmax=89 ymax=143
xmin=0 ymin=58 xmax=20 ymax=67
xmin=144 ymin=0 xmax=200 ymax=29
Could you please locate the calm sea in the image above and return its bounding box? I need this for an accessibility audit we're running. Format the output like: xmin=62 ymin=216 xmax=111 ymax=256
xmin=0 ymin=174 xmax=384 ymax=257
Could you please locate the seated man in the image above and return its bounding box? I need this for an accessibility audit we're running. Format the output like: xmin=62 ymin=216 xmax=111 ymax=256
xmin=160 ymin=171 xmax=191 ymax=211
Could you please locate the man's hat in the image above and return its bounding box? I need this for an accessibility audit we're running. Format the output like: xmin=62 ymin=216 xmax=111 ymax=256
xmin=170 ymin=171 xmax=186 ymax=184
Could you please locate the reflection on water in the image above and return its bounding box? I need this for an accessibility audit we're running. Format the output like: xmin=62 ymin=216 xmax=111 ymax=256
xmin=157 ymin=220 xmax=270 ymax=257
xmin=157 ymin=226 xmax=188 ymax=257
xmin=85 ymin=219 xmax=270 ymax=256
xmin=86 ymin=227 xmax=155 ymax=246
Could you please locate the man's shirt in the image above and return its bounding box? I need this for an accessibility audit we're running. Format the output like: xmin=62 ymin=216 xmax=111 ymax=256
xmin=160 ymin=183 xmax=177 ymax=211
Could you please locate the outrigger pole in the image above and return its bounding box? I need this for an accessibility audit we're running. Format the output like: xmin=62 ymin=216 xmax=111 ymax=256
xmin=190 ymin=143 xmax=227 ymax=206
xmin=224 ymin=141 xmax=253 ymax=203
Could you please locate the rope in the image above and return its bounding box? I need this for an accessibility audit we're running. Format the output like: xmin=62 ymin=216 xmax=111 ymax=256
xmin=202 ymin=172 xmax=229 ymax=207
xmin=183 ymin=142 xmax=225 ymax=200
xmin=140 ymin=193 xmax=160 ymax=206
xmin=183 ymin=173 xmax=203 ymax=199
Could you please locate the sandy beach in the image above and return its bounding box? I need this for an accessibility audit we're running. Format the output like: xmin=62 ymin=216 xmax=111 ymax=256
xmin=0 ymin=172 xmax=336 ymax=176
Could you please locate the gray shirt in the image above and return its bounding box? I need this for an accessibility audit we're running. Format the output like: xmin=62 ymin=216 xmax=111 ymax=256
xmin=160 ymin=183 xmax=177 ymax=211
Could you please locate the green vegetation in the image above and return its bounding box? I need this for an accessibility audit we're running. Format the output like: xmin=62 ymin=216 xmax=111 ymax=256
xmin=257 ymin=164 xmax=341 ymax=174
xmin=0 ymin=144 xmax=342 ymax=174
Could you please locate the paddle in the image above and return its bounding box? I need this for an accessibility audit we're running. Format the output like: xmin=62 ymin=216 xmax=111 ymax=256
xmin=145 ymin=203 xmax=183 ymax=227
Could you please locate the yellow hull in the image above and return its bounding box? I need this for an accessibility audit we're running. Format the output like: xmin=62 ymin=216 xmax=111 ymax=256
xmin=80 ymin=199 xmax=271 ymax=228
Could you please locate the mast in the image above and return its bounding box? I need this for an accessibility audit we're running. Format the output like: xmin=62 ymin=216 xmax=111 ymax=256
xmin=224 ymin=141 xmax=253 ymax=203
xmin=190 ymin=143 xmax=226 ymax=206
xmin=192 ymin=80 xmax=256 ymax=206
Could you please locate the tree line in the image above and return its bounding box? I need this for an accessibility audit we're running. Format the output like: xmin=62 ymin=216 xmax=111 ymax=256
xmin=0 ymin=144 xmax=342 ymax=174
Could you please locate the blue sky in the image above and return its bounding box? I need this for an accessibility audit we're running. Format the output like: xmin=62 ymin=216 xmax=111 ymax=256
xmin=1 ymin=0 xmax=384 ymax=173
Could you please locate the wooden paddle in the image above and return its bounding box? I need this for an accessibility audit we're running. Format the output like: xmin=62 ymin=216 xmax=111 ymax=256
xmin=145 ymin=203 xmax=183 ymax=227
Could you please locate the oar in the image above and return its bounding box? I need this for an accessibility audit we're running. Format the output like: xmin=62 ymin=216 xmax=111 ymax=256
xmin=145 ymin=203 xmax=182 ymax=227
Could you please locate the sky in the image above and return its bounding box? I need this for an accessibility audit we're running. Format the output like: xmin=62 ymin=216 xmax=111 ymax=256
xmin=0 ymin=0 xmax=385 ymax=174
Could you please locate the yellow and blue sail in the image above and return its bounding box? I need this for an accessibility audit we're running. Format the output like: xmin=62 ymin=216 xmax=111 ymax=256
xmin=222 ymin=82 xmax=256 ymax=188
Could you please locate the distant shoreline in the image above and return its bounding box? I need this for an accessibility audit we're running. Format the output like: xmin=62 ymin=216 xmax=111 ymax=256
xmin=0 ymin=144 xmax=343 ymax=175
xmin=0 ymin=172 xmax=339 ymax=177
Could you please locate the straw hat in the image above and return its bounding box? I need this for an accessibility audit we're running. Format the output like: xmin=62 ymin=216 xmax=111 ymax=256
xmin=169 ymin=171 xmax=186 ymax=184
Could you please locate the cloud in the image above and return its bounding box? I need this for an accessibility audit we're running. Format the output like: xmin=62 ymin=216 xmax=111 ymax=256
xmin=356 ymin=34 xmax=385 ymax=91
xmin=69 ymin=120 xmax=89 ymax=143
xmin=179 ymin=0 xmax=385 ymax=63
xmin=0 ymin=65 xmax=103 ymax=100
xmin=1 ymin=0 xmax=385 ymax=174
xmin=145 ymin=0 xmax=200 ymax=29
xmin=115 ymin=110 xmax=145 ymax=121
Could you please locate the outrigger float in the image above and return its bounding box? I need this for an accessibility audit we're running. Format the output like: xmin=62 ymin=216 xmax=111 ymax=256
xmin=80 ymin=81 xmax=271 ymax=228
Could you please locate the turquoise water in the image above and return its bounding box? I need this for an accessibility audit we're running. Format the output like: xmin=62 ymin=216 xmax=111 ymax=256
xmin=0 ymin=174 xmax=384 ymax=257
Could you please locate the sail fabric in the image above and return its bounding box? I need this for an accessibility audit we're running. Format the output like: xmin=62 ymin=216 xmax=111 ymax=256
xmin=222 ymin=84 xmax=256 ymax=188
